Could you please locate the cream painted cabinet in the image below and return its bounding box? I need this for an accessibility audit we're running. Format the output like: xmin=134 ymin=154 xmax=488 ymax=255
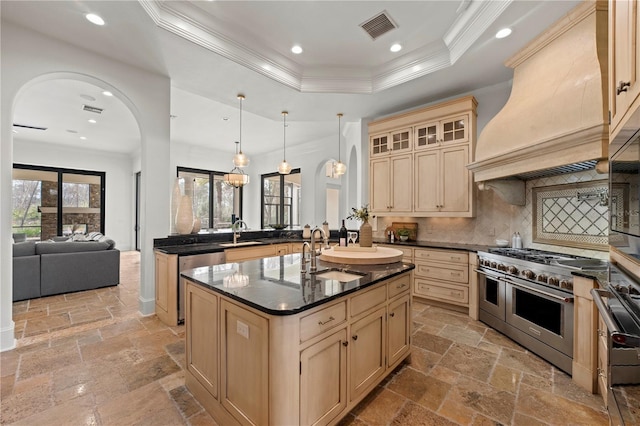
xmin=413 ymin=248 xmax=470 ymax=308
xmin=370 ymin=154 xmax=413 ymax=214
xmin=387 ymin=294 xmax=411 ymax=366
xmin=185 ymin=283 xmax=218 ymax=399
xmin=609 ymin=0 xmax=640 ymax=140
xmin=370 ymin=128 xmax=412 ymax=157
xmin=300 ymin=328 xmax=348 ymax=425
xmin=155 ymin=251 xmax=178 ymax=326
xmin=368 ymin=95 xmax=477 ymax=218
xmin=415 ymin=145 xmax=473 ymax=216
xmin=414 ymin=114 xmax=470 ymax=149
xmin=349 ymin=306 xmax=386 ymax=401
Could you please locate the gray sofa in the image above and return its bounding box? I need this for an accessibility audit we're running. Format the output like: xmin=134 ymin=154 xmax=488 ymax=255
xmin=12 ymin=239 xmax=120 ymax=302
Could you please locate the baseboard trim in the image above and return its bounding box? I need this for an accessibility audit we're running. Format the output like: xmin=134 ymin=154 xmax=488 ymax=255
xmin=138 ymin=296 xmax=155 ymax=316
xmin=0 ymin=321 xmax=17 ymax=352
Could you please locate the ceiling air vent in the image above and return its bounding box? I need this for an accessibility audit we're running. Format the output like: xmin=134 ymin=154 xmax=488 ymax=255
xmin=360 ymin=11 xmax=397 ymax=40
xmin=82 ymin=104 xmax=103 ymax=114
xmin=13 ymin=123 xmax=47 ymax=131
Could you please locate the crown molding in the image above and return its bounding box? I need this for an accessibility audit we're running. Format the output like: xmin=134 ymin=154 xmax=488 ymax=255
xmin=139 ymin=0 xmax=510 ymax=94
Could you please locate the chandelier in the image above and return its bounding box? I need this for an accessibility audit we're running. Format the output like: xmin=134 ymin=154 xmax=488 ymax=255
xmin=224 ymin=142 xmax=249 ymax=188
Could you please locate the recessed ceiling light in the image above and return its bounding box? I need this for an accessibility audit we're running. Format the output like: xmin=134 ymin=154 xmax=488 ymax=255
xmin=222 ymin=117 xmax=229 ymax=121
xmin=12 ymin=130 xmax=18 ymax=134
xmin=88 ymin=119 xmax=97 ymax=124
xmin=85 ymin=13 xmax=105 ymax=26
xmin=291 ymin=45 xmax=303 ymax=54
xmin=390 ymin=43 xmax=402 ymax=53
xmin=66 ymin=129 xmax=78 ymax=134
xmin=102 ymin=90 xmax=113 ymax=97
xmin=80 ymin=136 xmax=87 ymax=140
xmin=495 ymin=28 xmax=512 ymax=39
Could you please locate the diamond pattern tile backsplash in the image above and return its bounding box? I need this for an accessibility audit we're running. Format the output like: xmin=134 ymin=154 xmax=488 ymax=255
xmin=374 ymin=169 xmax=609 ymax=259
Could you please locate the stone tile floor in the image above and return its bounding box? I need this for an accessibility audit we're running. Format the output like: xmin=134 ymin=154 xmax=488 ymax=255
xmin=1 ymin=251 xmax=608 ymax=425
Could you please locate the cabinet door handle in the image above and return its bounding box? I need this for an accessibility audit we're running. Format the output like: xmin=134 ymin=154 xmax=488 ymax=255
xmin=450 ymin=272 xmax=461 ymax=276
xmin=342 ymin=341 xmax=349 ymax=347
xmin=318 ymin=316 xmax=335 ymax=326
xmin=390 ymin=312 xmax=395 ymax=317
xmin=352 ymin=335 xmax=358 ymax=341
xmin=618 ymin=80 xmax=631 ymax=95
xmin=396 ymin=283 xmax=406 ymax=289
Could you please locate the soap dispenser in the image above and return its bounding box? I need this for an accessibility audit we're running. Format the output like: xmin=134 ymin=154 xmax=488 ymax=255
xmin=511 ymin=232 xmax=517 ymax=248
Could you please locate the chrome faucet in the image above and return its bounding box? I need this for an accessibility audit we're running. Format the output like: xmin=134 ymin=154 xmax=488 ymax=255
xmin=309 ymin=227 xmax=327 ymax=272
xmin=232 ymin=219 xmax=248 ymax=245
xmin=300 ymin=241 xmax=311 ymax=273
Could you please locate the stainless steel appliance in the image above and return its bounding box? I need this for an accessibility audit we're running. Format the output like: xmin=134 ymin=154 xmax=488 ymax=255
xmin=179 ymin=252 xmax=226 ymax=323
xmin=477 ymin=248 xmax=593 ymax=374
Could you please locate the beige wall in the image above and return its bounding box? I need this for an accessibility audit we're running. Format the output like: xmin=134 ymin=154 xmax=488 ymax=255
xmin=374 ymin=169 xmax=609 ymax=259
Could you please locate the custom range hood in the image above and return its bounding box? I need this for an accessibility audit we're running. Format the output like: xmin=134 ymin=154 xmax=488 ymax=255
xmin=467 ymin=1 xmax=608 ymax=204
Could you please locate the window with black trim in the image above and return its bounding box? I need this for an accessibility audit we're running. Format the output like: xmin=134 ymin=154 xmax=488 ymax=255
xmin=177 ymin=167 xmax=242 ymax=230
xmin=261 ymin=169 xmax=301 ymax=229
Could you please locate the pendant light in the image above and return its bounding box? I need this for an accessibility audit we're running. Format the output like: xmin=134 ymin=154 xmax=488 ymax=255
xmin=278 ymin=111 xmax=292 ymax=175
xmin=233 ymin=94 xmax=249 ymax=168
xmin=333 ymin=113 xmax=347 ymax=176
xmin=223 ymin=142 xmax=250 ymax=188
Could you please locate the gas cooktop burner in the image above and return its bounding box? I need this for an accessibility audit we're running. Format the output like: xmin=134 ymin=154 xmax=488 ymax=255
xmin=488 ymin=248 xmax=582 ymax=264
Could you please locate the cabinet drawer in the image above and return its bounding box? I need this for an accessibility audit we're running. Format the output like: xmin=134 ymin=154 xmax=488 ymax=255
xmin=350 ymin=285 xmax=386 ymax=318
xmin=414 ymin=279 xmax=468 ymax=305
xmin=414 ymin=260 xmax=468 ymax=284
xmin=387 ymin=275 xmax=411 ymax=299
xmin=414 ymin=248 xmax=467 ymax=264
xmin=300 ymin=301 xmax=347 ymax=343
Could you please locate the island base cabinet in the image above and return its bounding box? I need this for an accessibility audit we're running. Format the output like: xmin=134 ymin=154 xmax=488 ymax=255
xmin=349 ymin=306 xmax=386 ymax=401
xmin=185 ymin=283 xmax=218 ymax=399
xmin=221 ymin=300 xmax=269 ymax=426
xmin=300 ymin=328 xmax=348 ymax=426
xmin=388 ymin=294 xmax=411 ymax=366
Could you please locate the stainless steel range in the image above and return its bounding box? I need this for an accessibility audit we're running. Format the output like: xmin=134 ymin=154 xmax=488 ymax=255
xmin=476 ymin=248 xmax=599 ymax=374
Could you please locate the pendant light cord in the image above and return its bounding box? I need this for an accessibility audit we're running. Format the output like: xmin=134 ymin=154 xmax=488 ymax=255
xmin=238 ymin=95 xmax=244 ymax=152
xmin=283 ymin=111 xmax=287 ymax=159
xmin=337 ymin=113 xmax=343 ymax=162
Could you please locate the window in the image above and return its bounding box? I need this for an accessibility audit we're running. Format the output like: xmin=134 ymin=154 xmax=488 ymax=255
xmin=261 ymin=169 xmax=301 ymax=229
xmin=177 ymin=167 xmax=242 ymax=230
xmin=12 ymin=164 xmax=105 ymax=241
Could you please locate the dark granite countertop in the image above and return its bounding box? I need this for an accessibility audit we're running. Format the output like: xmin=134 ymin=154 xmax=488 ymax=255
xmin=181 ymin=253 xmax=414 ymax=316
xmin=373 ymin=239 xmax=491 ymax=253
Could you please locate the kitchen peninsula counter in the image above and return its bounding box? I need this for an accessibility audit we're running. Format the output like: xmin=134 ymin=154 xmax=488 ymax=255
xmin=181 ymin=253 xmax=414 ymax=426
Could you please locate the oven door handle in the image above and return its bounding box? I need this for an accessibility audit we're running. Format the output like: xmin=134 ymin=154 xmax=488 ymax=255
xmin=503 ymin=278 xmax=574 ymax=303
xmin=591 ymin=289 xmax=621 ymax=333
xmin=474 ymin=268 xmax=503 ymax=278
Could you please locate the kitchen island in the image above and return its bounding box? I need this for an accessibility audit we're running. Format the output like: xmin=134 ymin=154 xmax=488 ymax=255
xmin=181 ymin=253 xmax=414 ymax=426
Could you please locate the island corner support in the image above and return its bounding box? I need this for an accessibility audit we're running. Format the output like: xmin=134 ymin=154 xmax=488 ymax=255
xmin=183 ymin=268 xmax=413 ymax=426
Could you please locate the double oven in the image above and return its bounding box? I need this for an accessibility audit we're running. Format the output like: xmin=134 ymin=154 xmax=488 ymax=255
xmin=477 ymin=249 xmax=581 ymax=374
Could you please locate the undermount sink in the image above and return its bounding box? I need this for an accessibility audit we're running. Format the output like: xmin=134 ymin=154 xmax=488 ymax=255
xmin=218 ymin=241 xmax=262 ymax=247
xmin=312 ymin=269 xmax=367 ymax=282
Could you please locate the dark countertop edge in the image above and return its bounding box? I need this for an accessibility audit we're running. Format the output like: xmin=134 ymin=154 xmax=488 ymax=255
xmin=571 ymin=269 xmax=608 ymax=283
xmin=156 ymin=237 xmax=492 ymax=256
xmin=183 ymin=264 xmax=415 ymax=316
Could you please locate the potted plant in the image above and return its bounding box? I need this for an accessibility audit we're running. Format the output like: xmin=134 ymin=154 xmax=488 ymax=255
xmin=397 ymin=228 xmax=410 ymax=241
xmin=347 ymin=205 xmax=373 ymax=247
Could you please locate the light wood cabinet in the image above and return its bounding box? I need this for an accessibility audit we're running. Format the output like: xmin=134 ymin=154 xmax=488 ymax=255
xmin=184 ymin=271 xmax=412 ymax=426
xmin=185 ymin=282 xmax=218 ymax=399
xmin=370 ymin=154 xmax=413 ymax=214
xmin=597 ymin=312 xmax=609 ymax=405
xmin=572 ymin=275 xmax=599 ymax=394
xmin=225 ymin=245 xmax=277 ymax=262
xmin=300 ymin=328 xmax=348 ymax=425
xmin=413 ymin=248 xmax=470 ymax=308
xmin=609 ymin=0 xmax=640 ymax=140
xmin=414 ymin=145 xmax=472 ymax=215
xmin=368 ymin=96 xmax=477 ymax=217
xmin=155 ymin=251 xmax=178 ymax=326
xmin=414 ymin=114 xmax=470 ymax=149
xmin=370 ymin=128 xmax=412 ymax=157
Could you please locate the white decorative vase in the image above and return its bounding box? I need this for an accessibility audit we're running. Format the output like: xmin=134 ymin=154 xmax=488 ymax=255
xmin=175 ymin=195 xmax=194 ymax=234
xmin=170 ymin=178 xmax=182 ymax=234
xmin=359 ymin=221 xmax=373 ymax=247
xmin=192 ymin=217 xmax=201 ymax=234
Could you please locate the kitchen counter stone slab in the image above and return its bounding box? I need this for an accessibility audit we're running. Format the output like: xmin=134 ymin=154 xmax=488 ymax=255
xmin=181 ymin=253 xmax=414 ymax=316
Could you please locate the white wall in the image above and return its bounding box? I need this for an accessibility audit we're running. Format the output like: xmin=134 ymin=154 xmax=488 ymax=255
xmin=1 ymin=20 xmax=171 ymax=351
xmin=13 ymin=139 xmax=135 ymax=250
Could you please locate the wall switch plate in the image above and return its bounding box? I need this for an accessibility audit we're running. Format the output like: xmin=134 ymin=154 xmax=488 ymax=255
xmin=236 ymin=320 xmax=249 ymax=339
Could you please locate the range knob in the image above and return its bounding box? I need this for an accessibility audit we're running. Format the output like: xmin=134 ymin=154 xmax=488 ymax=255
xmin=507 ymin=266 xmax=519 ymax=274
xmin=522 ymin=270 xmax=536 ymax=280
xmin=537 ymin=274 xmax=548 ymax=283
xmin=497 ymin=264 xmax=507 ymax=271
xmin=548 ymin=277 xmax=560 ymax=287
xmin=560 ymin=280 xmax=573 ymax=290
xmin=490 ymin=261 xmax=497 ymax=268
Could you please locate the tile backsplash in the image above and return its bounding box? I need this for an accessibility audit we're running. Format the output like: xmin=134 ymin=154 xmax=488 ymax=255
xmin=375 ymin=169 xmax=609 ymax=259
